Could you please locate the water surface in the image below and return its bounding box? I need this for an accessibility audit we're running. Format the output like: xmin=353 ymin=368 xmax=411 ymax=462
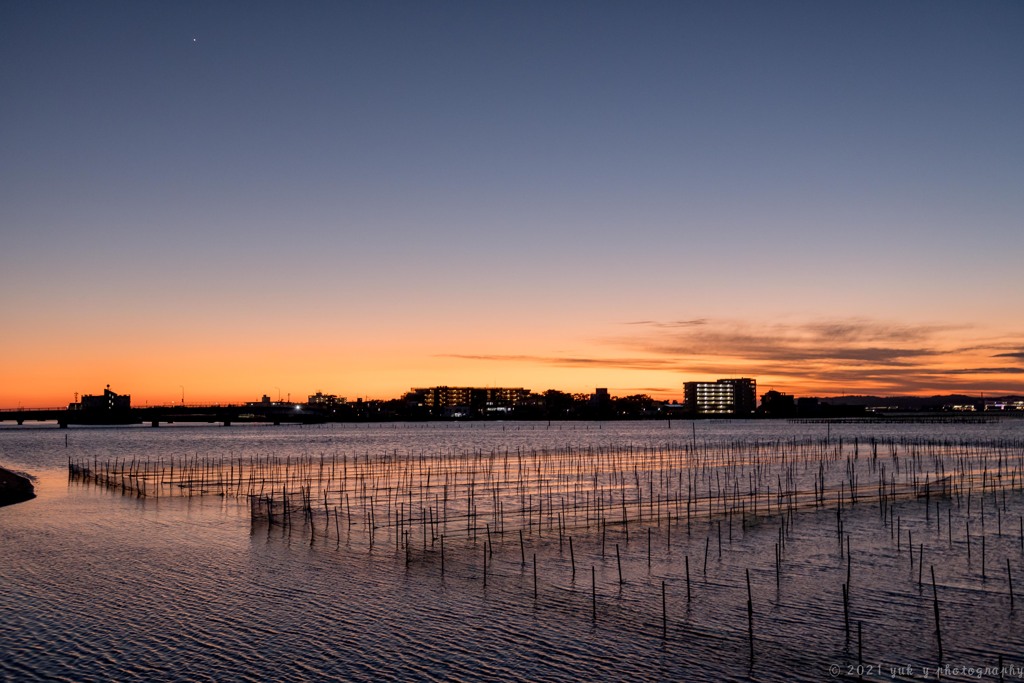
xmin=3 ymin=420 xmax=1023 ymax=681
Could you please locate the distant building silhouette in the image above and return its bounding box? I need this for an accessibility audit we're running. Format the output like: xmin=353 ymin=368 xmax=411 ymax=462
xmin=406 ymin=386 xmax=531 ymax=417
xmin=683 ymin=378 xmax=757 ymax=416
xmin=66 ymin=385 xmax=135 ymax=424
xmin=307 ymin=392 xmax=345 ymax=407
xmin=69 ymin=385 xmax=131 ymax=412
xmin=759 ymin=389 xmax=796 ymax=418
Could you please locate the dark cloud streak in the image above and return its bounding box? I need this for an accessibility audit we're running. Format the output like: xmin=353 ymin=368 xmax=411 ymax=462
xmin=440 ymin=317 xmax=1024 ymax=395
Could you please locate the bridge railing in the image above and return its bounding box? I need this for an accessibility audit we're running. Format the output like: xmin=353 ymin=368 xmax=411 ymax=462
xmin=0 ymin=407 xmax=66 ymax=412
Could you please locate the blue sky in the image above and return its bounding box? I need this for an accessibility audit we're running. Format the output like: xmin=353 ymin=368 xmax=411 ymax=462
xmin=2 ymin=1 xmax=1023 ymax=404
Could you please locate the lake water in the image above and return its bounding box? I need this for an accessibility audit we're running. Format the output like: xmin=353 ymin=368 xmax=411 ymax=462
xmin=3 ymin=420 xmax=1024 ymax=682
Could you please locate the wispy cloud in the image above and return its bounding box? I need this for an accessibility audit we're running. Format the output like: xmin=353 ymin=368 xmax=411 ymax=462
xmin=441 ymin=316 xmax=1024 ymax=395
xmin=945 ymin=367 xmax=1024 ymax=375
xmin=612 ymin=317 xmax=1024 ymax=394
xmin=623 ymin=319 xmax=709 ymax=329
xmin=442 ymin=354 xmax=682 ymax=371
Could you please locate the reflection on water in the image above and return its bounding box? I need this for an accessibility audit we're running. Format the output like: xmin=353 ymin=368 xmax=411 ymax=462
xmin=2 ymin=421 xmax=1024 ymax=681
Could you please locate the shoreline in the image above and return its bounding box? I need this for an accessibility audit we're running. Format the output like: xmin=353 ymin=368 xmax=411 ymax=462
xmin=0 ymin=466 xmax=36 ymax=507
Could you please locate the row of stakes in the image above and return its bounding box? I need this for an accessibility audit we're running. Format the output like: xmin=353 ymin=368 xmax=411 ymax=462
xmin=362 ymin=488 xmax=1024 ymax=673
xmin=68 ymin=435 xmax=1024 ymax=673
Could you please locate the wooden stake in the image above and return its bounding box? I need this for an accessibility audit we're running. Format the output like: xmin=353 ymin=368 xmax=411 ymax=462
xmin=616 ymin=544 xmax=623 ymax=584
xmin=592 ymin=566 xmax=596 ymax=621
xmin=842 ymin=583 xmax=849 ymax=639
xmin=569 ymin=536 xmax=576 ymax=578
xmin=686 ymin=555 xmax=691 ymax=603
xmin=847 ymin=537 xmax=851 ymax=588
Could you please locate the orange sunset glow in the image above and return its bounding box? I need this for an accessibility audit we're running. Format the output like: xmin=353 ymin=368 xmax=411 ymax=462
xmin=3 ymin=313 xmax=1022 ymax=408
xmin=2 ymin=1 xmax=1022 ymax=409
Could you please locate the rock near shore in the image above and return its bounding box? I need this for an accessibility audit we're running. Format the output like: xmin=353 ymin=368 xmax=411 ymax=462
xmin=0 ymin=466 xmax=36 ymax=507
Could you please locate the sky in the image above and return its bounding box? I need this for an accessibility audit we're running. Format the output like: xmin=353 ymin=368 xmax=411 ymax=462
xmin=2 ymin=0 xmax=1023 ymax=407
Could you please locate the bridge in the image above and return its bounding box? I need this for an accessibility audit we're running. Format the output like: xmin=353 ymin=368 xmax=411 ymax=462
xmin=0 ymin=404 xmax=325 ymax=427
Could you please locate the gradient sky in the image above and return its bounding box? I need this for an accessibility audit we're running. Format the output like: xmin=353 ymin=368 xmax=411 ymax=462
xmin=2 ymin=0 xmax=1023 ymax=407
